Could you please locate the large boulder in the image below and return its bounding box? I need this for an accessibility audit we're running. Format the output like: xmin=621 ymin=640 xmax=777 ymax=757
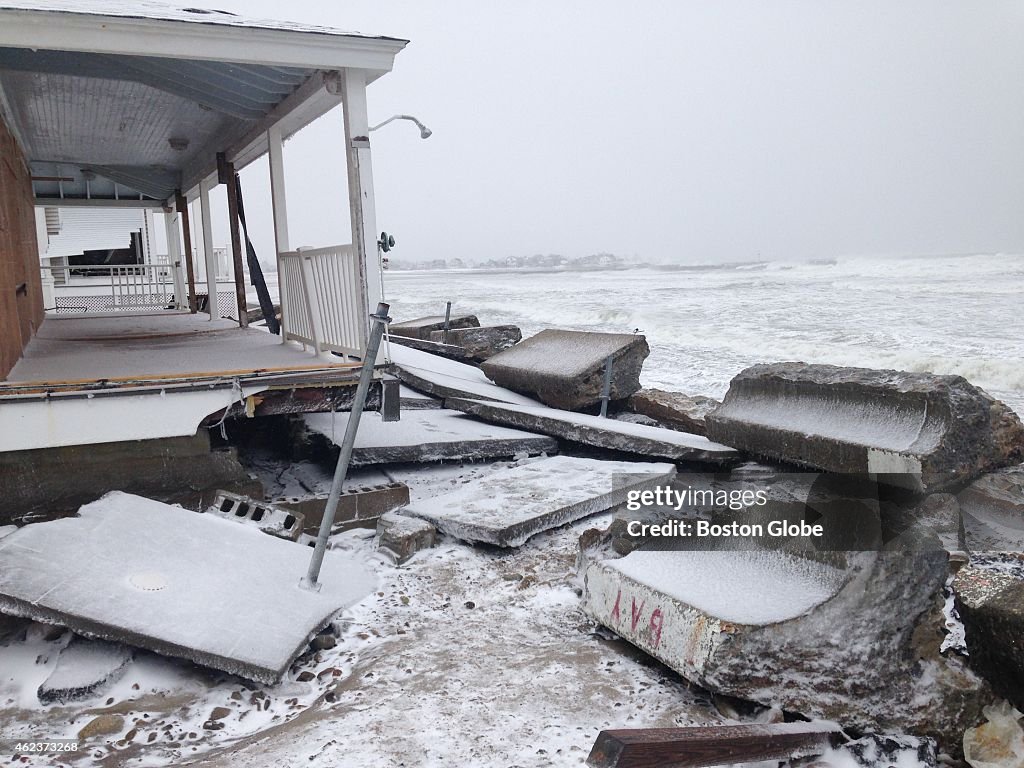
xmin=705 ymin=363 xmax=1024 ymax=493
xmin=428 ymin=325 xmax=522 ymax=360
xmin=627 ymin=389 xmax=720 ymax=436
xmin=953 ymin=555 xmax=1024 ymax=709
xmin=957 ymin=464 xmax=1024 ymax=551
xmin=480 ymin=329 xmax=649 ymax=410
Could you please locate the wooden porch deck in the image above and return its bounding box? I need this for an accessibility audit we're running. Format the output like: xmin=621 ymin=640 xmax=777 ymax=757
xmin=3 ymin=311 xmax=361 ymax=394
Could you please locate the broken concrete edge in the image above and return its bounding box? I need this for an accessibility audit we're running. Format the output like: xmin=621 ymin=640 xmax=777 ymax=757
xmin=444 ymin=397 xmax=741 ymax=466
xmin=0 ymin=595 xmax=337 ymax=686
xmin=627 ymin=389 xmax=721 ymax=436
xmin=37 ymin=639 xmax=134 ymax=705
xmin=388 ymin=314 xmax=480 ymax=340
xmin=376 ymin=512 xmax=437 ymax=565
xmin=706 ymin=362 xmax=1024 ymax=493
xmin=347 ymin=440 xmax=558 ymax=467
xmin=398 ymin=464 xmax=676 ymax=548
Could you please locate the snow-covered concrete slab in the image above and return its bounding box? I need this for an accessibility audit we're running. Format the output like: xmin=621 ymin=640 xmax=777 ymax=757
xmin=446 ymin=398 xmax=740 ymax=465
xmin=480 ymin=329 xmax=649 ymax=410
xmin=399 ymin=456 xmax=676 ymax=547
xmin=580 ymin=538 xmax=988 ymax=746
xmin=37 ymin=637 xmax=133 ymax=704
xmin=389 ymin=314 xmax=479 ymax=340
xmin=705 ymin=363 xmax=1024 ymax=492
xmin=399 ymin=384 xmax=443 ymax=409
xmin=303 ymin=409 xmax=557 ymax=466
xmin=0 ymin=492 xmax=376 ymax=684
xmin=388 ymin=344 xmax=542 ymax=406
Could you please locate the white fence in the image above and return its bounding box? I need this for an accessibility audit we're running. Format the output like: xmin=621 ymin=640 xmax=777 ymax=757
xmin=279 ymin=244 xmax=366 ymax=359
xmin=48 ymin=262 xmax=180 ymax=312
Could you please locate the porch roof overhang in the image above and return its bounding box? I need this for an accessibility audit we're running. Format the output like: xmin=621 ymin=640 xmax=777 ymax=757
xmin=0 ymin=1 xmax=408 ymax=207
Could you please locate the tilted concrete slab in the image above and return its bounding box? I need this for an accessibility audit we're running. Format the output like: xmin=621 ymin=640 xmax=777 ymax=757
xmin=388 ymin=334 xmax=473 ymax=361
xmin=399 ymin=384 xmax=443 ymax=410
xmin=480 ymin=329 xmax=650 ymax=410
xmin=0 ymin=492 xmax=376 ymax=684
xmin=399 ymin=455 xmax=676 ymax=547
xmin=428 ymin=325 xmax=522 ymax=360
xmin=303 ymin=409 xmax=558 ymax=466
xmin=388 ymin=344 xmax=542 ymax=406
xmin=580 ymin=539 xmax=990 ymax=748
xmin=388 ymin=314 xmax=479 ymax=340
xmin=705 ymin=363 xmax=1024 ymax=492
xmin=446 ymin=398 xmax=740 ymax=465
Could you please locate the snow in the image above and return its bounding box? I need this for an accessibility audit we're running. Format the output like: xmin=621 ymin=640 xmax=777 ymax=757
xmin=0 ymin=492 xmax=376 ymax=682
xmin=37 ymin=637 xmax=132 ymax=701
xmin=0 ymin=1 xmax=398 ymax=40
xmin=304 ymin=408 xmax=552 ymax=451
xmin=388 ymin=343 xmax=543 ymax=405
xmin=454 ymin=398 xmax=738 ymax=452
xmin=607 ymin=550 xmax=847 ymax=625
xmin=400 ymin=455 xmax=676 ymax=546
xmin=485 ymin=329 xmax=643 ymax=377
xmin=8 ymin=313 xmax=351 ymax=383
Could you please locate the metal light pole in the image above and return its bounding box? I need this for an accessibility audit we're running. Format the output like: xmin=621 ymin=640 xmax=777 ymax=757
xmin=301 ymin=302 xmax=392 ymax=591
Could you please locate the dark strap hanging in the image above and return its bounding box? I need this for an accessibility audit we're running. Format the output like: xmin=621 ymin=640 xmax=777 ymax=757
xmin=234 ymin=173 xmax=280 ymax=334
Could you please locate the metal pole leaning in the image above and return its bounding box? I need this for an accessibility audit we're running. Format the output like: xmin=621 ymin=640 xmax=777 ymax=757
xmin=301 ymin=302 xmax=392 ymax=591
xmin=599 ymin=355 xmax=614 ymax=418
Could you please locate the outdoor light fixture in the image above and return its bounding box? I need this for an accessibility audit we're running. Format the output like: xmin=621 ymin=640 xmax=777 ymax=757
xmin=368 ymin=114 xmax=432 ymax=139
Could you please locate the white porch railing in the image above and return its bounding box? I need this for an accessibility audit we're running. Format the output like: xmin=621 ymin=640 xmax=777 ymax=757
xmin=47 ymin=262 xmax=181 ymax=312
xmin=279 ymin=244 xmax=366 ymax=359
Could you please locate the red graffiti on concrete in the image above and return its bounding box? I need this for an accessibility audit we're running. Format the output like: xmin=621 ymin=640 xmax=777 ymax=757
xmin=609 ymin=588 xmax=665 ymax=649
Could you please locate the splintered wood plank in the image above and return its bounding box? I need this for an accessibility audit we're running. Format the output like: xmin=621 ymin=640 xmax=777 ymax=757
xmin=586 ymin=723 xmax=845 ymax=768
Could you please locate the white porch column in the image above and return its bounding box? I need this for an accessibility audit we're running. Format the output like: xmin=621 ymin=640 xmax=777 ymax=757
xmin=267 ymin=124 xmax=289 ymax=343
xmin=164 ymin=211 xmax=187 ymax=310
xmin=198 ymin=178 xmax=218 ymax=320
xmin=340 ymin=69 xmax=382 ymax=324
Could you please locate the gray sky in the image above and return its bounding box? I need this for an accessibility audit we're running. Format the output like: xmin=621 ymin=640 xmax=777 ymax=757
xmin=191 ymin=0 xmax=1024 ymax=265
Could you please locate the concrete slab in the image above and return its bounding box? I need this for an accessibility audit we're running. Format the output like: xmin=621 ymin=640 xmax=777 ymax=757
xmin=446 ymin=398 xmax=740 ymax=465
xmin=428 ymin=325 xmax=522 ymax=360
xmin=399 ymin=384 xmax=443 ymax=410
xmin=705 ymin=363 xmax=1024 ymax=492
xmin=37 ymin=637 xmax=133 ymax=704
xmin=399 ymin=455 xmax=676 ymax=546
xmin=388 ymin=334 xmax=473 ymax=361
xmin=580 ymin=539 xmax=988 ymax=747
xmin=0 ymin=492 xmax=376 ymax=684
xmin=388 ymin=344 xmax=542 ymax=406
xmin=303 ymin=409 xmax=557 ymax=466
xmin=480 ymin=329 xmax=649 ymax=410
xmin=389 ymin=314 xmax=479 ymax=340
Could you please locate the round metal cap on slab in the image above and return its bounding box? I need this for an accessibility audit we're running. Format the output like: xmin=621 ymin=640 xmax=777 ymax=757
xmin=128 ymin=572 xmax=169 ymax=592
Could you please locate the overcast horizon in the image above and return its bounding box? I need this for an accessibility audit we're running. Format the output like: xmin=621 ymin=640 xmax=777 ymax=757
xmin=178 ymin=0 xmax=1024 ymax=267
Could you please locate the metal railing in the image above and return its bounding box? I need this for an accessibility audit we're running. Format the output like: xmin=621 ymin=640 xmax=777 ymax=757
xmin=279 ymin=244 xmax=366 ymax=359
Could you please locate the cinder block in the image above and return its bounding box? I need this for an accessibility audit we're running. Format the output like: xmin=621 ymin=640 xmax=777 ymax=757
xmin=277 ymin=482 xmax=411 ymax=534
xmin=206 ymin=490 xmax=305 ymax=541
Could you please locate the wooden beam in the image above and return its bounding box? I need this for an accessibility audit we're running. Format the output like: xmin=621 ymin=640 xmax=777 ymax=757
xmin=267 ymin=124 xmax=289 ymax=343
xmin=340 ymin=68 xmax=377 ymax=321
xmin=175 ymin=193 xmax=198 ymax=313
xmin=586 ymin=723 xmax=845 ymax=768
xmin=222 ymin=157 xmax=249 ymax=327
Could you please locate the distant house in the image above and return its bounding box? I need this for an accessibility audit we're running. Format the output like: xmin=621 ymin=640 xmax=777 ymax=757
xmin=0 ymin=2 xmax=406 ymax=461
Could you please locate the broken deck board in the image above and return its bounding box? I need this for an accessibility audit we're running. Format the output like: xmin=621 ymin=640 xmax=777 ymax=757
xmin=446 ymin=398 xmax=740 ymax=465
xmin=398 ymin=456 xmax=676 ymax=547
xmin=0 ymin=492 xmax=376 ymax=684
xmin=586 ymin=723 xmax=845 ymax=767
xmin=303 ymin=409 xmax=558 ymax=466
